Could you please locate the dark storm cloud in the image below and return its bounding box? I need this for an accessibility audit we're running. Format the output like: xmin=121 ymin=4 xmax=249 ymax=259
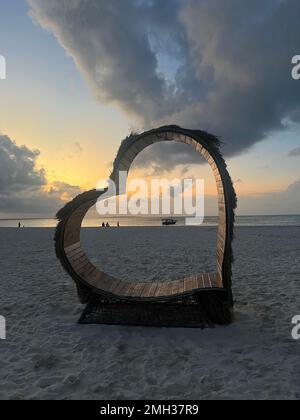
xmin=0 ymin=135 xmax=81 ymax=215
xmin=27 ymin=0 xmax=300 ymax=168
xmin=0 ymin=134 xmax=46 ymax=192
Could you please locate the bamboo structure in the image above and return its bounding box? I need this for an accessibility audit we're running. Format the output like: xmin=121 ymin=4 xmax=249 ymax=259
xmin=55 ymin=126 xmax=237 ymax=327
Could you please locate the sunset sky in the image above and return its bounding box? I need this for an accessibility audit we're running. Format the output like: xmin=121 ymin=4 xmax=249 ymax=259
xmin=0 ymin=0 xmax=300 ymax=218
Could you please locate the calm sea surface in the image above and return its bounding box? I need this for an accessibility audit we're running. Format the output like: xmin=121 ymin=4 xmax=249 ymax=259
xmin=0 ymin=215 xmax=300 ymax=228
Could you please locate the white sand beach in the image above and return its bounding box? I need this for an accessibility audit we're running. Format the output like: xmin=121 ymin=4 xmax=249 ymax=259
xmin=0 ymin=226 xmax=299 ymax=400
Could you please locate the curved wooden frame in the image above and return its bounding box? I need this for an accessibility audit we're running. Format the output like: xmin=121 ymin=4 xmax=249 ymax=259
xmin=55 ymin=126 xmax=237 ymax=325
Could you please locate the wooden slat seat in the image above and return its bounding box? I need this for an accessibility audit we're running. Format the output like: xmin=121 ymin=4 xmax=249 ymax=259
xmin=63 ymin=242 xmax=224 ymax=302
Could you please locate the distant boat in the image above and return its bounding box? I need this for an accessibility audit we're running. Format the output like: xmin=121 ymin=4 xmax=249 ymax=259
xmin=162 ymin=218 xmax=177 ymax=226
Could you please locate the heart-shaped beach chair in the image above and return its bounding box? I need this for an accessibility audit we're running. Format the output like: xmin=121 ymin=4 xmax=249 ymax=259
xmin=55 ymin=126 xmax=237 ymax=327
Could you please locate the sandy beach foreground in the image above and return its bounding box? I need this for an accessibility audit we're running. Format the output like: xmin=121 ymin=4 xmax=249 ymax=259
xmin=0 ymin=226 xmax=299 ymax=400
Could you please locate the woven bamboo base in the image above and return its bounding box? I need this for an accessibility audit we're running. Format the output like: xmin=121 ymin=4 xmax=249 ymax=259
xmin=78 ymin=295 xmax=230 ymax=328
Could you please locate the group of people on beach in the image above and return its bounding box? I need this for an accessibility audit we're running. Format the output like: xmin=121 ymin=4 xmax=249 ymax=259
xmin=101 ymin=221 xmax=120 ymax=228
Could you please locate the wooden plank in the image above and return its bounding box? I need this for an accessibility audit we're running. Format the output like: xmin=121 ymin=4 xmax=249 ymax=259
xmin=124 ymin=282 xmax=140 ymax=296
xmin=203 ymin=151 xmax=211 ymax=163
xmin=83 ymin=268 xmax=98 ymax=285
xmin=217 ymin=242 xmax=225 ymax=254
xmin=181 ymin=135 xmax=191 ymax=145
xmin=106 ymin=279 xmax=122 ymax=294
xmin=172 ymin=279 xmax=184 ymax=295
xmin=217 ymin=246 xmax=225 ymax=257
xmin=121 ymin=282 xmax=136 ymax=296
xmin=165 ymin=281 xmax=176 ymax=296
xmin=171 ymin=280 xmax=183 ymax=295
xmin=215 ymin=273 xmax=223 ymax=288
xmin=66 ymin=246 xmax=84 ymax=259
xmin=74 ymin=260 xmax=91 ymax=274
xmin=98 ymin=273 xmax=115 ymax=291
xmin=218 ymin=221 xmax=226 ymax=231
xmin=166 ymin=131 xmax=175 ymax=140
xmin=114 ymin=280 xmax=128 ymax=296
xmin=80 ymin=265 xmax=96 ymax=280
xmin=219 ymin=213 xmax=226 ymax=223
xmin=192 ymin=276 xmax=200 ymax=290
xmin=218 ymin=229 xmax=226 ymax=242
xmin=178 ymin=134 xmax=188 ymax=143
xmin=195 ymin=143 xmax=203 ymax=153
xmin=122 ymin=154 xmax=136 ymax=167
xmin=156 ymin=132 xmax=169 ymax=141
xmin=217 ymin=249 xmax=224 ymax=263
xmin=140 ymin=134 xmax=157 ymax=147
xmin=202 ymin=274 xmax=210 ymax=288
xmin=70 ymin=252 xmax=87 ymax=265
xmin=77 ymin=262 xmax=94 ymax=277
xmin=124 ymin=148 xmax=137 ymax=162
xmin=119 ymin=157 xmax=132 ymax=170
xmin=211 ymin=273 xmax=220 ymax=288
xmin=165 ymin=281 xmax=177 ymax=295
xmin=207 ymin=154 xmax=215 ymax=166
xmin=184 ymin=276 xmax=194 ymax=292
xmin=154 ymin=283 xmax=166 ymax=297
xmin=218 ymin=210 xmax=226 ymax=219
xmin=218 ymin=203 xmax=226 ymax=211
xmin=84 ymin=269 xmax=101 ymax=288
xmin=138 ymin=283 xmax=152 ymax=298
xmin=213 ymin=171 xmax=221 ymax=181
xmin=195 ymin=274 xmax=204 ymax=289
xmin=218 ymin=231 xmax=226 ymax=243
xmin=139 ymin=283 xmax=151 ymax=298
xmin=215 ymin=173 xmax=221 ymax=182
xmin=218 ymin=222 xmax=226 ymax=232
xmin=211 ymin=161 xmax=217 ymax=172
xmin=131 ymin=282 xmax=147 ymax=297
xmin=64 ymin=242 xmax=81 ymax=253
xmin=217 ymin=248 xmax=224 ymax=262
xmin=144 ymin=282 xmax=159 ymax=297
xmin=71 ymin=256 xmax=90 ymax=271
xmin=101 ymin=275 xmax=118 ymax=293
xmin=208 ymin=273 xmax=214 ymax=288
xmin=116 ymin=162 xmax=128 ymax=172
xmin=217 ymin=241 xmax=225 ymax=254
xmin=158 ymin=281 xmax=172 ymax=297
xmin=69 ymin=250 xmax=86 ymax=264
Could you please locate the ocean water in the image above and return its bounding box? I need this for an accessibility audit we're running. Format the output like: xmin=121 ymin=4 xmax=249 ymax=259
xmin=0 ymin=215 xmax=300 ymax=228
